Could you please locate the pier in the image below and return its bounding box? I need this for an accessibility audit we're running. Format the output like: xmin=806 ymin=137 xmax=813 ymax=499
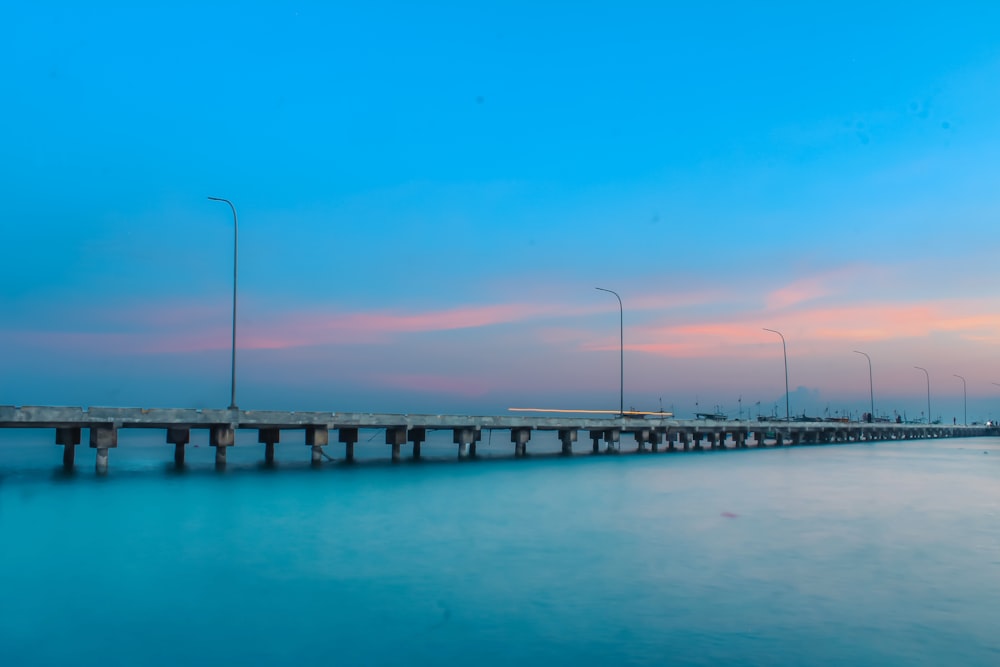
xmin=1 ymin=405 xmax=995 ymax=473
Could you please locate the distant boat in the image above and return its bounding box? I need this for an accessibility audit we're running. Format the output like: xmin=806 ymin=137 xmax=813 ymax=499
xmin=695 ymin=412 xmax=727 ymax=421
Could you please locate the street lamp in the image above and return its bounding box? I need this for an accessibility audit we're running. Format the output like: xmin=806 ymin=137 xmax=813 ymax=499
xmin=853 ymin=350 xmax=874 ymax=421
xmin=914 ymin=366 xmax=930 ymax=424
xmin=208 ymin=196 xmax=239 ymax=410
xmin=762 ymin=328 xmax=790 ymax=421
xmin=595 ymin=287 xmax=623 ymax=417
xmin=953 ymin=374 xmax=967 ymax=425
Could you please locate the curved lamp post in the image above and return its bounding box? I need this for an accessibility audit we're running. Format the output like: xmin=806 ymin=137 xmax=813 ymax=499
xmin=953 ymin=374 xmax=967 ymax=425
xmin=854 ymin=350 xmax=874 ymax=421
xmin=208 ymin=196 xmax=239 ymax=410
xmin=595 ymin=287 xmax=623 ymax=417
xmin=763 ymin=328 xmax=790 ymax=421
xmin=914 ymin=366 xmax=930 ymax=424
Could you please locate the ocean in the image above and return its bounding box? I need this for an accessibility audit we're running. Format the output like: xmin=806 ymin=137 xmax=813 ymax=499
xmin=1 ymin=430 xmax=998 ymax=666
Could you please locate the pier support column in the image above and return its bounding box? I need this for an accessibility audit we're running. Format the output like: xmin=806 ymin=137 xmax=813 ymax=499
xmin=589 ymin=430 xmax=603 ymax=454
xmin=511 ymin=428 xmax=532 ymax=457
xmin=89 ymin=426 xmax=118 ymax=474
xmin=210 ymin=425 xmax=235 ymax=468
xmin=775 ymin=432 xmax=786 ymax=447
xmin=681 ymin=432 xmax=691 ymax=451
xmin=453 ymin=428 xmax=477 ymax=458
xmin=633 ymin=429 xmax=651 ymax=453
xmin=338 ymin=428 xmax=358 ymax=462
xmin=650 ymin=431 xmax=662 ymax=453
xmin=386 ymin=427 xmax=407 ymax=462
xmin=735 ymin=431 xmax=746 ymax=448
xmin=408 ymin=428 xmax=426 ymax=460
xmin=666 ymin=431 xmax=677 ymax=452
xmin=692 ymin=433 xmax=704 ymax=451
xmin=604 ymin=428 xmax=620 ymax=454
xmin=558 ymin=429 xmax=577 ymax=455
xmin=791 ymin=431 xmax=802 ymax=446
xmin=167 ymin=428 xmax=190 ymax=467
xmin=306 ymin=427 xmax=329 ymax=465
xmin=56 ymin=427 xmax=81 ymax=470
xmin=258 ymin=428 xmax=280 ymax=465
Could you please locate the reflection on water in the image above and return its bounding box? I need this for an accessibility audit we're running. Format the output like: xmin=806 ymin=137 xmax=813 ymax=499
xmin=2 ymin=434 xmax=999 ymax=666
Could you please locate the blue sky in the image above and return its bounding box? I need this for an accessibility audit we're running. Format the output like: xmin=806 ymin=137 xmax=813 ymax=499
xmin=4 ymin=2 xmax=1000 ymax=421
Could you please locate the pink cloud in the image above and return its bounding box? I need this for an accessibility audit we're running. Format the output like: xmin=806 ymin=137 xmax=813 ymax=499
xmin=625 ymin=300 xmax=1000 ymax=360
xmin=1 ymin=300 xmax=575 ymax=356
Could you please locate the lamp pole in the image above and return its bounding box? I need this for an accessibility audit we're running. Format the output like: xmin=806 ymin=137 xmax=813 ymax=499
xmin=953 ymin=374 xmax=967 ymax=425
xmin=208 ymin=196 xmax=239 ymax=410
xmin=762 ymin=328 xmax=790 ymax=421
xmin=853 ymin=350 xmax=874 ymax=421
xmin=595 ymin=287 xmax=623 ymax=417
xmin=914 ymin=366 xmax=930 ymax=424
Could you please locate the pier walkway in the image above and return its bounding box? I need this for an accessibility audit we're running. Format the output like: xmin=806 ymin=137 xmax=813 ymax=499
xmin=1 ymin=405 xmax=994 ymax=473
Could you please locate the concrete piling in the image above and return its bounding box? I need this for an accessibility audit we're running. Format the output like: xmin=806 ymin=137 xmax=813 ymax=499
xmin=305 ymin=427 xmax=329 ymax=465
xmin=167 ymin=428 xmax=190 ymax=466
xmin=210 ymin=425 xmax=235 ymax=468
xmin=408 ymin=428 xmax=426 ymax=459
xmin=258 ymin=428 xmax=280 ymax=465
xmin=453 ymin=427 xmax=477 ymax=458
xmin=511 ymin=427 xmax=531 ymax=457
xmin=89 ymin=426 xmax=117 ymax=474
xmin=56 ymin=426 xmax=81 ymax=470
xmin=338 ymin=428 xmax=358 ymax=462
xmin=633 ymin=429 xmax=651 ymax=453
xmin=604 ymin=428 xmax=620 ymax=453
xmin=589 ymin=430 xmax=603 ymax=454
xmin=558 ymin=429 xmax=577 ymax=455
xmin=386 ymin=427 xmax=407 ymax=462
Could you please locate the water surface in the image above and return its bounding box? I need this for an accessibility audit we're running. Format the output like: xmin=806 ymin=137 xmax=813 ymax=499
xmin=2 ymin=434 xmax=998 ymax=666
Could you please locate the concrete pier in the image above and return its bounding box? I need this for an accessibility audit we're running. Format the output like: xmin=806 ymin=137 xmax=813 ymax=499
xmin=1 ymin=406 xmax=996 ymax=473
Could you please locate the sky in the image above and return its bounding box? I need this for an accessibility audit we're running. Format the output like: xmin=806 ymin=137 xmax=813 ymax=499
xmin=3 ymin=2 xmax=1000 ymax=422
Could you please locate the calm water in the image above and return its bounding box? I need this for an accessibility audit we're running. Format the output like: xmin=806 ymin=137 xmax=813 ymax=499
xmin=1 ymin=432 xmax=998 ymax=666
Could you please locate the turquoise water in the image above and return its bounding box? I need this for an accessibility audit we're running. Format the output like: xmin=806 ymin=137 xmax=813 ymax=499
xmin=2 ymin=433 xmax=999 ymax=666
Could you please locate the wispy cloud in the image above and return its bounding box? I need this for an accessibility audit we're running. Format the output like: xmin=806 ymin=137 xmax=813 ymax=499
xmin=626 ymin=300 xmax=1000 ymax=359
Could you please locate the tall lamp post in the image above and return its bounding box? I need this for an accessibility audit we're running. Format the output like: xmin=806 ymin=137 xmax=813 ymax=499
xmin=208 ymin=196 xmax=239 ymax=410
xmin=595 ymin=287 xmax=623 ymax=417
xmin=853 ymin=350 xmax=874 ymax=421
xmin=763 ymin=328 xmax=790 ymax=421
xmin=953 ymin=374 xmax=967 ymax=425
xmin=914 ymin=366 xmax=930 ymax=424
